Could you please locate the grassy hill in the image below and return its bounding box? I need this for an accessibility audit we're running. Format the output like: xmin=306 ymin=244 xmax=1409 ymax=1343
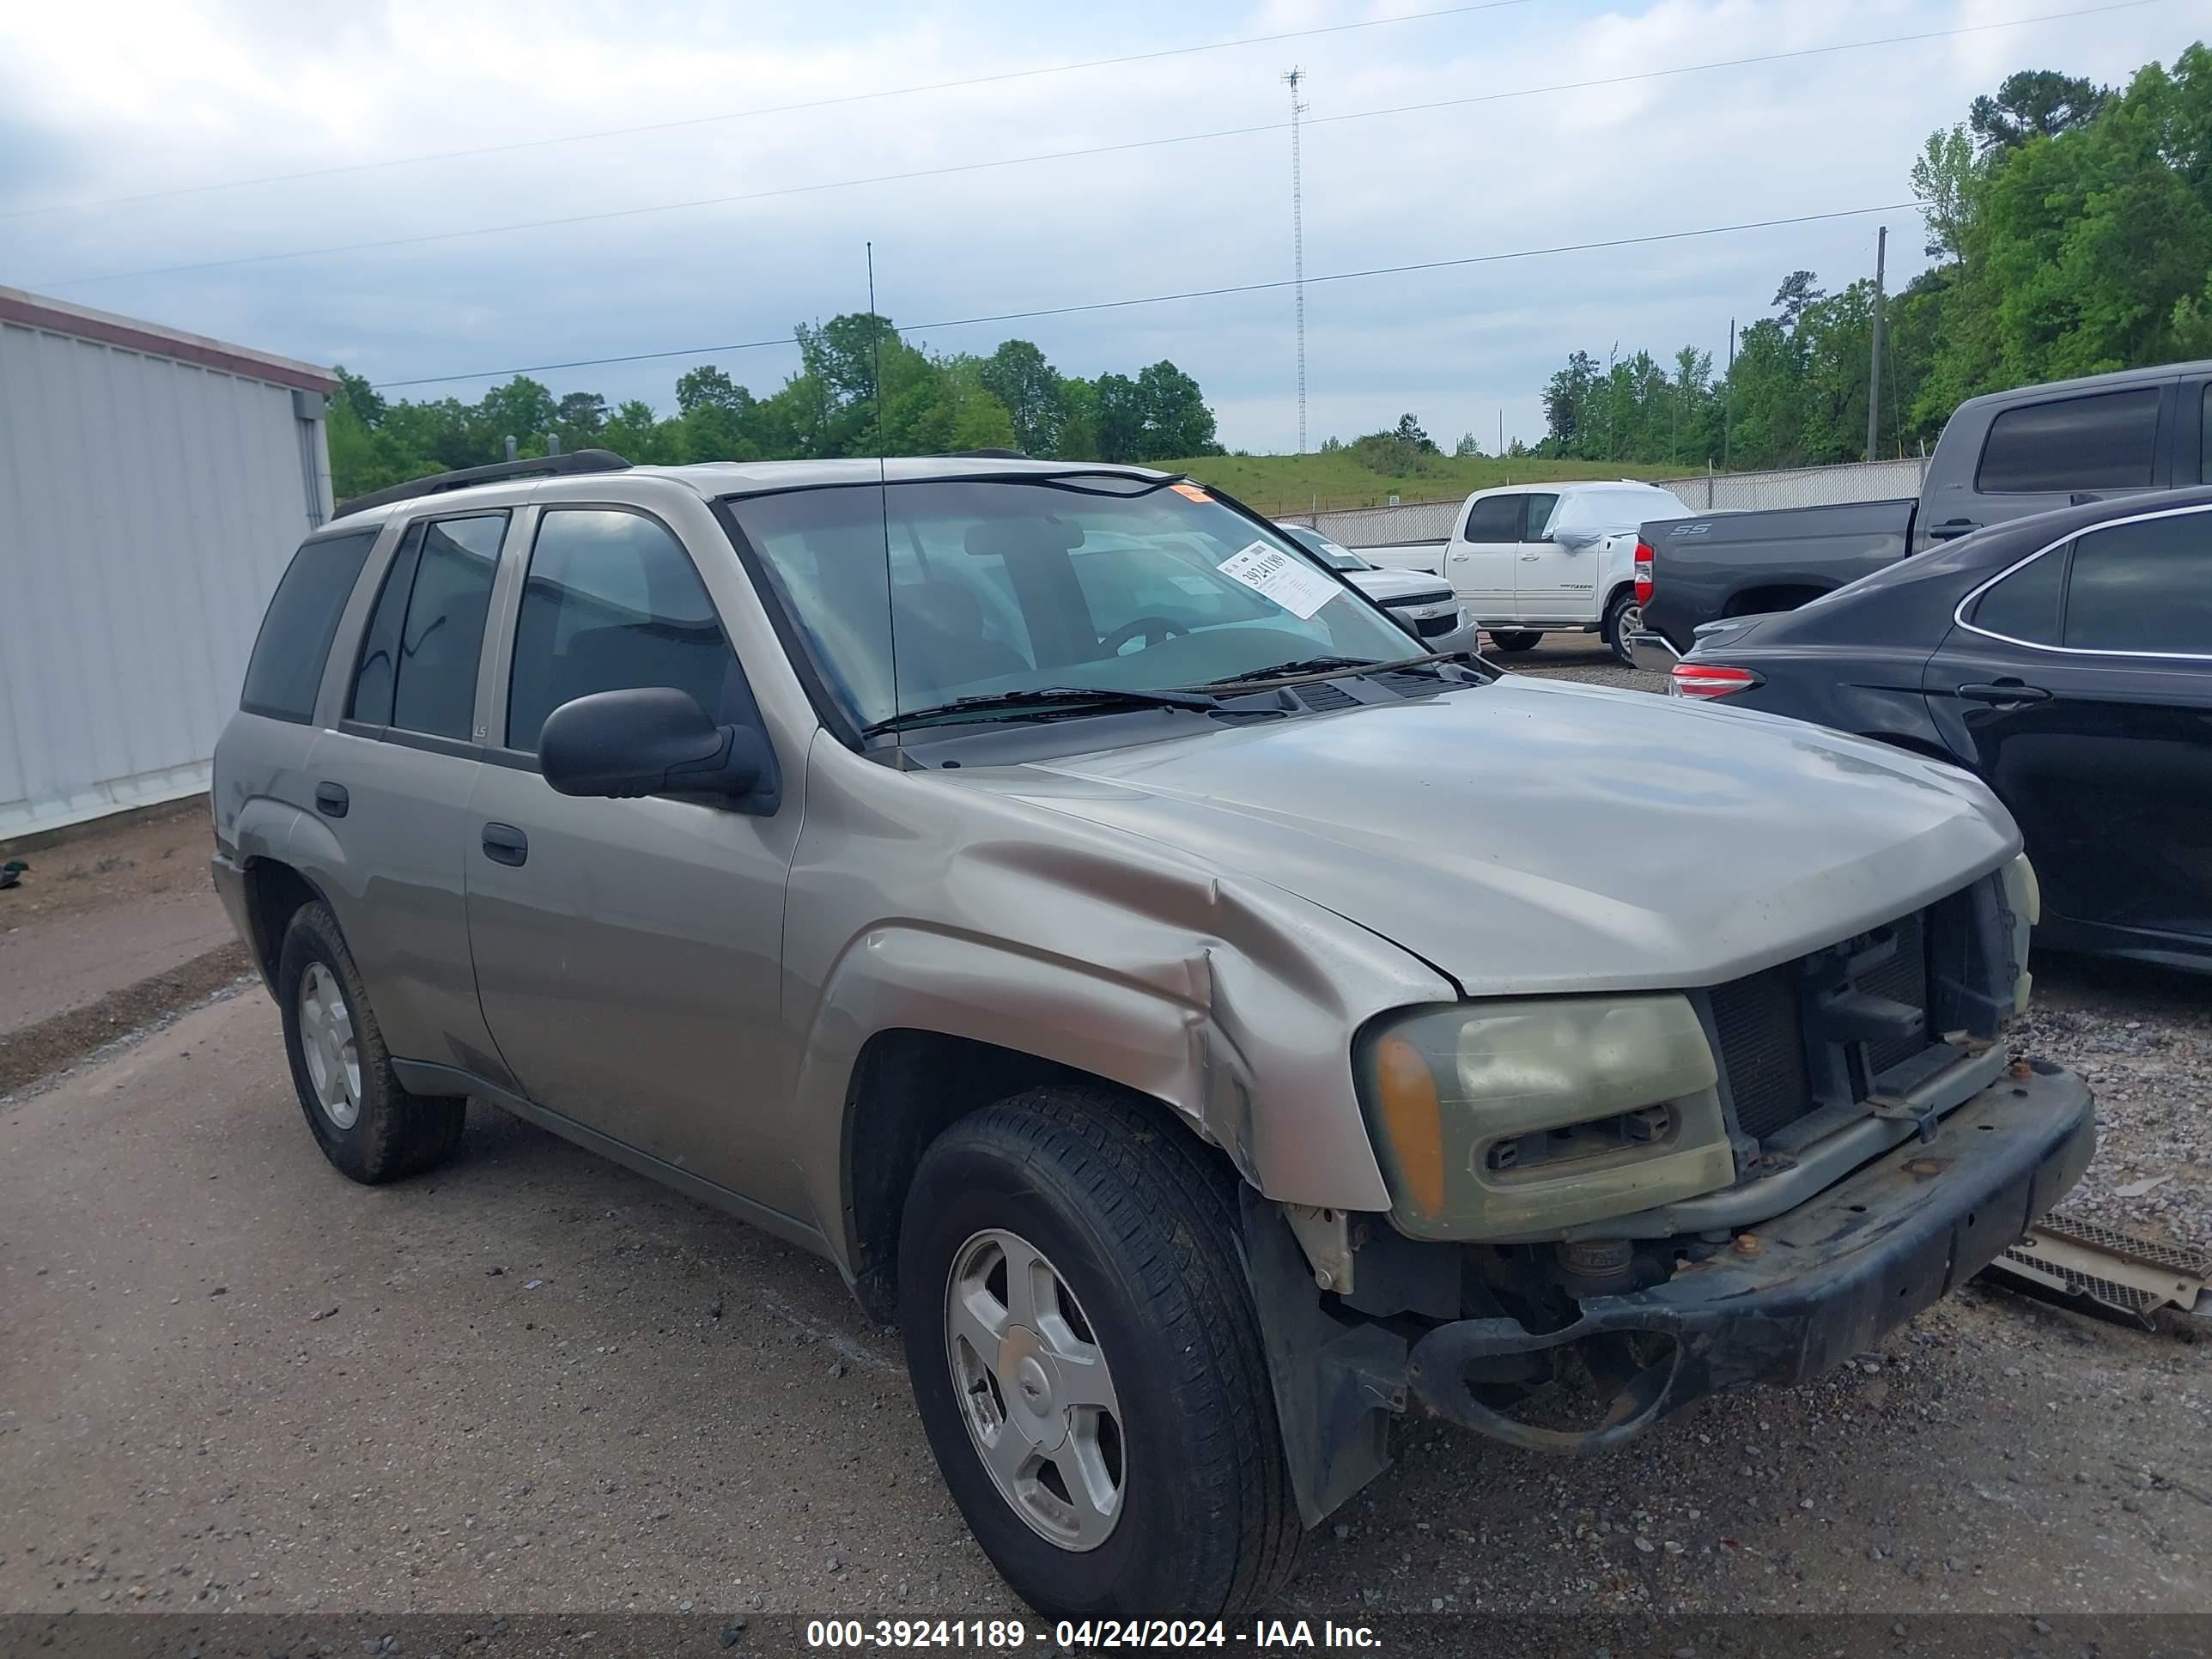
xmin=1160 ymin=453 xmax=1684 ymax=515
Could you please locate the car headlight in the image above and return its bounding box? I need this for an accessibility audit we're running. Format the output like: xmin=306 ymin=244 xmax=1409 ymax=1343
xmin=1355 ymin=995 xmax=1736 ymax=1241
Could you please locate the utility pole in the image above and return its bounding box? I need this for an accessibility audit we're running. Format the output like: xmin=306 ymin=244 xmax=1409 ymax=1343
xmin=1723 ymin=318 xmax=1735 ymax=471
xmin=1497 ymin=409 xmax=1504 ymax=457
xmin=1865 ymin=225 xmax=1887 ymax=463
xmin=1282 ymin=68 xmax=1310 ymax=454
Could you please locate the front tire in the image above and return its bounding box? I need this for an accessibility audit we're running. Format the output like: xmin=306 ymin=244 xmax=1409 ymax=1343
xmin=1487 ymin=629 xmax=1542 ymax=653
xmin=1602 ymin=591 xmax=1643 ymax=665
xmin=276 ymin=901 xmax=465 ymax=1184
xmin=896 ymin=1089 xmax=1299 ymax=1619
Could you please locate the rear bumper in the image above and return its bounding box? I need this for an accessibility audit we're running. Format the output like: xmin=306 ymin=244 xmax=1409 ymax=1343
xmin=1406 ymin=1061 xmax=2094 ymax=1452
xmin=1627 ymin=630 xmax=1680 ymax=672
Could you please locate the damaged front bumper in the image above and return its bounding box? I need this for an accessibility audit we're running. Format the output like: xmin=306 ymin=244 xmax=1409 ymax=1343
xmin=1406 ymin=1060 xmax=2094 ymax=1453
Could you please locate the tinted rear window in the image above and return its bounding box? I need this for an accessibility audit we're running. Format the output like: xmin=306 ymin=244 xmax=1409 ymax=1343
xmin=2063 ymin=509 xmax=2211 ymax=653
xmin=348 ymin=514 xmax=506 ymax=738
xmin=1462 ymin=495 xmax=1522 ymax=541
xmin=239 ymin=530 xmax=378 ymax=722
xmin=1969 ymin=548 xmax=2065 ymax=645
xmin=1974 ymin=387 xmax=2160 ymax=494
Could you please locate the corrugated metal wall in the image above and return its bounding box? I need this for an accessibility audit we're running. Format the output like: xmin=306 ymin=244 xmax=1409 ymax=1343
xmin=0 ymin=321 xmax=331 ymax=838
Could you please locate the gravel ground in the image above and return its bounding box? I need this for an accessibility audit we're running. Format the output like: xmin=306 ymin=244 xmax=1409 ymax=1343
xmin=2018 ymin=960 xmax=2212 ymax=1252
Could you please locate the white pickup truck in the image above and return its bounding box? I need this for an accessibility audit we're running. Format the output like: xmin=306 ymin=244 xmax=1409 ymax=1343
xmin=1369 ymin=480 xmax=1692 ymax=664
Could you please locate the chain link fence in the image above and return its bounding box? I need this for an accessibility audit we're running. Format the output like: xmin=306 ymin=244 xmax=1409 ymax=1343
xmin=1274 ymin=457 xmax=1929 ymax=549
xmin=1652 ymin=456 xmax=1927 ymax=512
xmin=1276 ymin=498 xmax=1463 ymax=547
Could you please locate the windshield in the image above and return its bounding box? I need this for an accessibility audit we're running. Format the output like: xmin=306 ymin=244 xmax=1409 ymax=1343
xmin=1279 ymin=524 xmax=1369 ymax=571
xmin=730 ymin=477 xmax=1423 ymax=731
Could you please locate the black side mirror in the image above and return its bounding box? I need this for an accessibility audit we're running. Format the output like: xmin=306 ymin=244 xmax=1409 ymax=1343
xmin=539 ymin=687 xmax=775 ymax=809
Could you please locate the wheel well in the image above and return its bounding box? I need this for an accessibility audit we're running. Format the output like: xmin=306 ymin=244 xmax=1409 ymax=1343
xmin=1723 ymin=583 xmax=1829 ymax=618
xmin=842 ymin=1030 xmax=1205 ymax=1322
xmin=1603 ymin=580 xmax=1637 ymax=615
xmin=242 ymin=860 xmax=320 ymax=981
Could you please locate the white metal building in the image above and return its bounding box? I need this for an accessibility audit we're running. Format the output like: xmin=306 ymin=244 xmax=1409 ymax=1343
xmin=0 ymin=287 xmax=337 ymax=839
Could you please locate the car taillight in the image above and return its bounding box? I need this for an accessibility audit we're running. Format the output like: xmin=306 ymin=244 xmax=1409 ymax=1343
xmin=1632 ymin=540 xmax=1655 ymax=606
xmin=1668 ymin=662 xmax=1761 ymax=699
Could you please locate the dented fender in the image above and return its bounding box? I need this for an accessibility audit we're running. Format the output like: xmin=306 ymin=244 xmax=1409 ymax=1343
xmin=781 ymin=737 xmax=1459 ymax=1271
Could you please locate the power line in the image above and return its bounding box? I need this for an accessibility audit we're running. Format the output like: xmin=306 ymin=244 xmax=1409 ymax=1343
xmin=374 ymin=201 xmax=1923 ymax=390
xmin=0 ymin=0 xmax=1540 ymax=221
xmin=34 ymin=0 xmax=2161 ymax=291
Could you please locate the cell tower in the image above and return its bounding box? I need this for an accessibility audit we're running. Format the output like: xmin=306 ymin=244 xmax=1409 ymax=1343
xmin=1283 ymin=66 xmax=1309 ymax=454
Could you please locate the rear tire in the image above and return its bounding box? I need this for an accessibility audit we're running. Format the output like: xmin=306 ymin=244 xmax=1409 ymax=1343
xmin=276 ymin=901 xmax=465 ymax=1184
xmin=896 ymin=1088 xmax=1300 ymax=1619
xmin=1602 ymin=591 xmax=1643 ymax=666
xmin=1487 ymin=629 xmax=1542 ymax=653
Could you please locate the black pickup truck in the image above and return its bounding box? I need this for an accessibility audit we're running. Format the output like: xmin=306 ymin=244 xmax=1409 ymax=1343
xmin=1630 ymin=358 xmax=2212 ymax=659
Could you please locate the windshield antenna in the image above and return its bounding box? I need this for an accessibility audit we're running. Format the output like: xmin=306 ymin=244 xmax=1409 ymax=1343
xmin=867 ymin=240 xmax=886 ymax=464
xmin=867 ymin=240 xmax=901 ymax=735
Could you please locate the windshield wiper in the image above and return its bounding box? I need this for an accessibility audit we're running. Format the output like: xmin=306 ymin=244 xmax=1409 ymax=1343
xmin=864 ymin=684 xmax=1224 ymax=735
xmin=1197 ymin=652 xmax=1455 ymax=690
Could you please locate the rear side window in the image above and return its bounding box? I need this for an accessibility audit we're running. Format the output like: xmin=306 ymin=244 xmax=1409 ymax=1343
xmin=1968 ymin=549 xmax=2065 ymax=645
xmin=506 ymin=507 xmax=739 ymax=754
xmin=2063 ymin=510 xmax=2211 ymax=653
xmin=239 ymin=529 xmax=378 ymax=722
xmin=347 ymin=513 xmax=505 ymax=739
xmin=1974 ymin=387 xmax=2160 ymax=494
xmin=1462 ymin=495 xmax=1522 ymax=542
xmin=1519 ymin=492 xmax=1560 ymax=540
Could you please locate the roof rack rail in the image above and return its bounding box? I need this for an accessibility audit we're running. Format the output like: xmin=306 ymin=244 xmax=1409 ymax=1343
xmin=334 ymin=449 xmax=632 ymax=519
xmin=940 ymin=447 xmax=1030 ymax=460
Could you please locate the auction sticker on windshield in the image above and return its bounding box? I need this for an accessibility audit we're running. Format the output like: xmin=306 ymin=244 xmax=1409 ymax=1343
xmin=1218 ymin=542 xmax=1339 ymax=620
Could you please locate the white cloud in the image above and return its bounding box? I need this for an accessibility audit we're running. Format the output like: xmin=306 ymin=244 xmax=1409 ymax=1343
xmin=1 ymin=0 xmax=2193 ymax=452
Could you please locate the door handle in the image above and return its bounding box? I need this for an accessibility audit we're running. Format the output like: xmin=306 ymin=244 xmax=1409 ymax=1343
xmin=481 ymin=822 xmax=529 ymax=866
xmin=1929 ymin=519 xmax=1982 ymax=541
xmin=1958 ymin=681 xmax=2051 ymax=707
xmin=1520 ymin=552 xmax=1542 ymax=561
xmin=313 ymin=782 xmax=349 ymax=819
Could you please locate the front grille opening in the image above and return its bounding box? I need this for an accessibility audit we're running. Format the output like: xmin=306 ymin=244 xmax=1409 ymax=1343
xmin=1705 ymin=904 xmax=1948 ymax=1148
xmin=1858 ymin=911 xmax=1930 ymax=1076
xmin=1708 ymin=966 xmax=1813 ymax=1141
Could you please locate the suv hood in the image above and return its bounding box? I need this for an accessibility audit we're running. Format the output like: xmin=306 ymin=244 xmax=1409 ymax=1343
xmin=957 ymin=674 xmax=2015 ymax=996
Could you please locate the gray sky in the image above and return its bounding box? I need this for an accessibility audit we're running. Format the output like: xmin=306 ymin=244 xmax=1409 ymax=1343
xmin=3 ymin=0 xmax=2200 ymax=453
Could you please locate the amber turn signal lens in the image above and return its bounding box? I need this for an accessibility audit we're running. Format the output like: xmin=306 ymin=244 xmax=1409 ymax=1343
xmin=1374 ymin=1034 xmax=1446 ymax=1218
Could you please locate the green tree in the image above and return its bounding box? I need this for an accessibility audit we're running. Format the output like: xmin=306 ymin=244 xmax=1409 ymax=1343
xmin=979 ymin=340 xmax=1065 ymax=455
xmin=1971 ymin=70 xmax=2111 ymax=151
xmin=477 ymin=376 xmax=558 ymax=454
xmin=1134 ymin=361 xmax=1218 ymax=459
xmin=1093 ymin=373 xmax=1145 ymax=462
xmin=321 ymin=313 xmax=1218 ymax=495
xmin=1911 ymin=125 xmax=1980 ymax=259
xmin=602 ymin=398 xmax=681 ymax=465
xmin=1057 ymin=376 xmax=1100 ymax=460
xmin=1540 ymin=350 xmax=1600 ymax=454
xmin=554 ymin=391 xmax=608 ymax=451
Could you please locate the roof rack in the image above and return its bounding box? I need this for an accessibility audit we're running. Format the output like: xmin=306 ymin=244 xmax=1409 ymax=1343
xmin=333 ymin=449 xmax=631 ymax=519
xmin=940 ymin=447 xmax=1030 ymax=460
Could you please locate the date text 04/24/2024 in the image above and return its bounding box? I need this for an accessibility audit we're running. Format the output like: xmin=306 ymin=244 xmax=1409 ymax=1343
xmin=804 ymin=1619 xmax=1382 ymax=1649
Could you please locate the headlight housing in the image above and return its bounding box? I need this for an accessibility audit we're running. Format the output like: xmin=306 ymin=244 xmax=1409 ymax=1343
xmin=1354 ymin=994 xmax=1735 ymax=1242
